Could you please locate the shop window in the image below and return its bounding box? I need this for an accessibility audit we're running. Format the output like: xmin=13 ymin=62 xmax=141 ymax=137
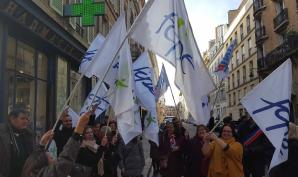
xmin=37 ymin=52 xmax=48 ymax=80
xmin=15 ymin=76 xmax=35 ymax=119
xmin=16 ymin=41 xmax=35 ymax=76
xmin=36 ymin=80 xmax=47 ymax=139
xmin=6 ymin=36 xmax=16 ymax=70
xmin=70 ymin=70 xmax=86 ymax=113
xmin=56 ymin=57 xmax=68 ymax=117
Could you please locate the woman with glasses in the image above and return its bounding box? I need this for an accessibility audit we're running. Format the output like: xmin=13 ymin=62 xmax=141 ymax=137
xmin=202 ymin=124 xmax=244 ymax=177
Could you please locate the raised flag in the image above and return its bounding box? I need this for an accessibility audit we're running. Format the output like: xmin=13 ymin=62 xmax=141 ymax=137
xmin=130 ymin=0 xmax=215 ymax=125
xmin=79 ymin=33 xmax=105 ymax=74
xmin=133 ymin=52 xmax=159 ymax=145
xmin=214 ymin=40 xmax=236 ymax=81
xmin=155 ymin=64 xmax=170 ymax=101
xmin=241 ymin=59 xmax=292 ymax=170
xmin=117 ymin=103 xmax=142 ymax=144
xmin=79 ymin=81 xmax=109 ymax=118
xmin=84 ymin=15 xmax=125 ymax=86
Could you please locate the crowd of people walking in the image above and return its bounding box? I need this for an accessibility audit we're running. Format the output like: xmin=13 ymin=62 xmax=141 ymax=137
xmin=1 ymin=108 xmax=298 ymax=177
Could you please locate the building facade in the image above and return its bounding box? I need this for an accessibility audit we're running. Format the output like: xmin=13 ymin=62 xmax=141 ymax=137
xmin=206 ymin=24 xmax=228 ymax=120
xmin=253 ymin=0 xmax=298 ymax=122
xmin=0 ymin=0 xmax=146 ymax=138
xmin=226 ymin=0 xmax=259 ymax=120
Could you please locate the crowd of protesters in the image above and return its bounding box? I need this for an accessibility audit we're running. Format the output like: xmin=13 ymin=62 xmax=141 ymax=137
xmin=1 ymin=108 xmax=298 ymax=177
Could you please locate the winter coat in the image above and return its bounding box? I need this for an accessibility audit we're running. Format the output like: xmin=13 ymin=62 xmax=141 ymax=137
xmin=53 ymin=121 xmax=74 ymax=155
xmin=205 ymin=138 xmax=244 ymax=177
xmin=185 ymin=136 xmax=209 ymax=177
xmin=0 ymin=123 xmax=34 ymax=177
xmin=118 ymin=137 xmax=145 ymax=177
xmin=158 ymin=133 xmax=186 ymax=177
xmin=37 ymin=136 xmax=91 ymax=177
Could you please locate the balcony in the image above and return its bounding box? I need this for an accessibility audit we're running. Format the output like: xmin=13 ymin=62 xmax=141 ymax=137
xmin=273 ymin=8 xmax=289 ymax=32
xmin=253 ymin=0 xmax=266 ymax=16
xmin=258 ymin=34 xmax=298 ymax=70
xmin=255 ymin=26 xmax=268 ymax=44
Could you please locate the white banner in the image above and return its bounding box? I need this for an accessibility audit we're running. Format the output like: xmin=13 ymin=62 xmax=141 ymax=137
xmin=241 ymin=59 xmax=292 ymax=170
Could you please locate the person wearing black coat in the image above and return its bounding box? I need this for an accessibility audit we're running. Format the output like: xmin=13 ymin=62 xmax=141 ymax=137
xmin=0 ymin=108 xmax=34 ymax=177
xmin=53 ymin=114 xmax=74 ymax=155
xmin=238 ymin=115 xmax=272 ymax=177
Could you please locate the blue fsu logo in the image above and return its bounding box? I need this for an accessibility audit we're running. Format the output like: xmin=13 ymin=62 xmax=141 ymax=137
xmin=134 ymin=67 xmax=154 ymax=95
xmin=156 ymin=12 xmax=194 ymax=74
xmin=253 ymin=98 xmax=290 ymax=155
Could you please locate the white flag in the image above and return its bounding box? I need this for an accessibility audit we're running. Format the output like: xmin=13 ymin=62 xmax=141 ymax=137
xmin=117 ymin=105 xmax=143 ymax=145
xmin=133 ymin=52 xmax=159 ymax=145
xmin=131 ymin=0 xmax=215 ymax=125
xmin=155 ymin=64 xmax=170 ymax=101
xmin=106 ymin=15 xmax=134 ymax=116
xmin=79 ymin=34 xmax=105 ymax=74
xmin=241 ymin=59 xmax=292 ymax=170
xmin=79 ymin=81 xmax=110 ymax=118
xmin=84 ymin=15 xmax=125 ymax=86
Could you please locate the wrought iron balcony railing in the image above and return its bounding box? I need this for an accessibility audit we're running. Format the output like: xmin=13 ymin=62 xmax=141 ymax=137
xmin=273 ymin=8 xmax=289 ymax=32
xmin=255 ymin=26 xmax=268 ymax=44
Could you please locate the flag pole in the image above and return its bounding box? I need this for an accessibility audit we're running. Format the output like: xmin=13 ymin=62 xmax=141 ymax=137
xmin=210 ymin=79 xmax=225 ymax=132
xmin=168 ymin=83 xmax=182 ymax=121
xmin=45 ymin=74 xmax=84 ymax=150
xmin=83 ymin=0 xmax=155 ymax=136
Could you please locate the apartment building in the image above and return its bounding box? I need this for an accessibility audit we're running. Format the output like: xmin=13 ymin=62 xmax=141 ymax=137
xmin=253 ymin=0 xmax=298 ymax=122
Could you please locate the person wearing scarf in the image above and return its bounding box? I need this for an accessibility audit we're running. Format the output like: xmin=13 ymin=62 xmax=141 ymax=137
xmin=202 ymin=124 xmax=244 ymax=177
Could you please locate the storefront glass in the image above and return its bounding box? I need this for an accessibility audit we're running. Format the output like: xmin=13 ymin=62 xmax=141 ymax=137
xmin=56 ymin=57 xmax=68 ymax=117
xmin=6 ymin=35 xmax=48 ymax=138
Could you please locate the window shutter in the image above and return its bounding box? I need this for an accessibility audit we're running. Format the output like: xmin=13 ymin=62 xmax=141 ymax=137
xmin=50 ymin=0 xmax=63 ymax=16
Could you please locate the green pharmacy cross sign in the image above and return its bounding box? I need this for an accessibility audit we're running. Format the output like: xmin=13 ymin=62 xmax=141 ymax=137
xmin=64 ymin=0 xmax=105 ymax=26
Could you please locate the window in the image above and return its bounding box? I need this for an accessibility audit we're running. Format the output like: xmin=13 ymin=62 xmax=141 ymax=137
xmin=235 ymin=51 xmax=239 ymax=66
xmin=228 ymin=77 xmax=230 ymax=90
xmin=56 ymin=57 xmax=68 ymax=117
xmin=246 ymin=15 xmax=251 ymax=32
xmin=50 ymin=0 xmax=63 ymax=16
xmin=243 ymin=66 xmax=247 ymax=83
xmin=232 ymin=74 xmax=235 ymax=88
xmin=70 ymin=70 xmax=86 ymax=113
xmin=241 ymin=45 xmax=245 ymax=60
xmin=16 ymin=41 xmax=35 ymax=76
xmin=229 ymin=94 xmax=231 ymax=106
xmin=237 ymin=70 xmax=240 ymax=86
xmin=238 ymin=90 xmax=241 ymax=102
xmin=233 ymin=92 xmax=236 ymax=105
xmin=240 ymin=24 xmax=244 ymax=40
xmin=234 ymin=31 xmax=238 ymax=44
xmin=5 ymin=36 xmax=48 ymax=139
xmin=248 ymin=38 xmax=252 ymax=55
xmin=249 ymin=61 xmax=254 ymax=79
xmin=244 ymin=87 xmax=247 ymax=95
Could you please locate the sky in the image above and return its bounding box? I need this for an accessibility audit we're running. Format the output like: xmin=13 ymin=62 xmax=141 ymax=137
xmin=157 ymin=0 xmax=242 ymax=106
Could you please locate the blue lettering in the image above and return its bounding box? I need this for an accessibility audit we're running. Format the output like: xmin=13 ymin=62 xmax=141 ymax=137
xmin=81 ymin=49 xmax=97 ymax=63
xmin=134 ymin=67 xmax=155 ymax=95
xmin=156 ymin=12 xmax=194 ymax=74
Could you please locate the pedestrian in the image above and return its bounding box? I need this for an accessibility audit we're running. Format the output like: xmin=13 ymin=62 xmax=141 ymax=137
xmin=76 ymin=126 xmax=102 ymax=177
xmin=108 ymin=120 xmax=117 ymax=132
xmin=53 ymin=112 xmax=74 ymax=155
xmin=237 ymin=115 xmax=271 ymax=177
xmin=21 ymin=111 xmax=95 ymax=177
xmin=0 ymin=108 xmax=34 ymax=177
xmin=185 ymin=125 xmax=209 ymax=177
xmin=158 ymin=122 xmax=186 ymax=177
xmin=202 ymin=124 xmax=245 ymax=177
xmin=118 ymin=136 xmax=145 ymax=177
xmin=149 ymin=140 xmax=159 ymax=175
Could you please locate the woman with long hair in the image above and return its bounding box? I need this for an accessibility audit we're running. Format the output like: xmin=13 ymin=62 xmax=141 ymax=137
xmin=185 ymin=125 xmax=209 ymax=177
xmin=202 ymin=124 xmax=244 ymax=177
xmin=21 ymin=111 xmax=99 ymax=177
